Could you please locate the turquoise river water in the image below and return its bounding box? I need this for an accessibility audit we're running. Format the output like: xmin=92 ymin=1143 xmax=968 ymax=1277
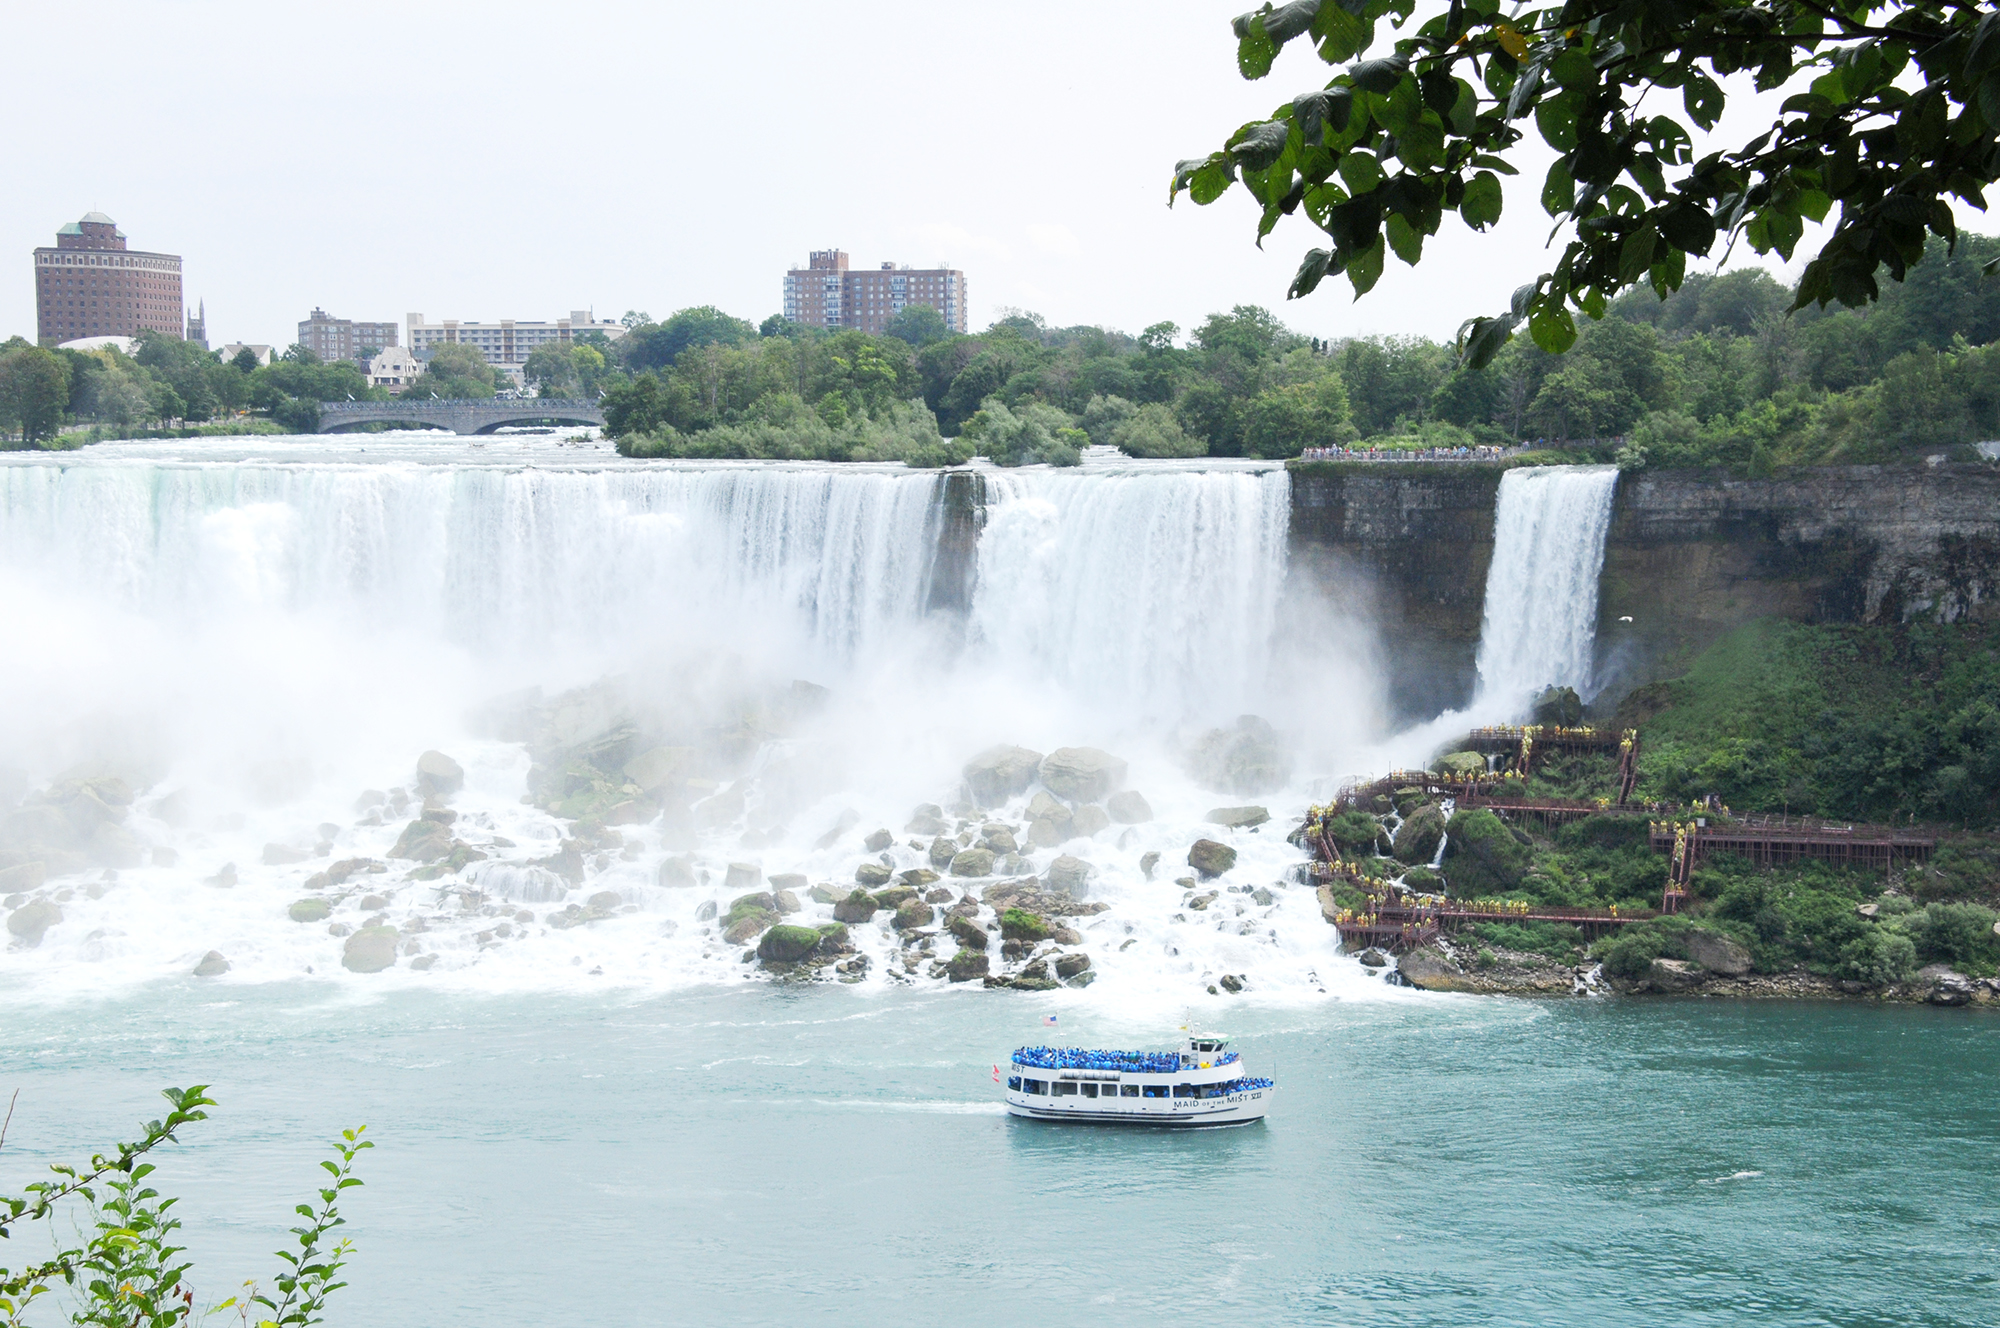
xmin=2 ymin=986 xmax=1994 ymax=1327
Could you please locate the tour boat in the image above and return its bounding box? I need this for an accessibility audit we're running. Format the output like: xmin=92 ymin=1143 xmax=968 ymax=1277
xmin=1003 ymin=1034 xmax=1275 ymax=1127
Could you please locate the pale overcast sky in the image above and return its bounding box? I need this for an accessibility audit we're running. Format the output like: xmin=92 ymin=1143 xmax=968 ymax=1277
xmin=6 ymin=1 xmax=1944 ymax=351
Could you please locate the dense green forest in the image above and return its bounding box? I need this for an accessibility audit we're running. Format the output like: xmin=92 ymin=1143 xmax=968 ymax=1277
xmin=10 ymin=234 xmax=2000 ymax=463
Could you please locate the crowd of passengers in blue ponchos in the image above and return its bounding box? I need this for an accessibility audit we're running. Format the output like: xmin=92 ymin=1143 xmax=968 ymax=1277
xmin=1012 ymin=1046 xmax=1242 ymax=1072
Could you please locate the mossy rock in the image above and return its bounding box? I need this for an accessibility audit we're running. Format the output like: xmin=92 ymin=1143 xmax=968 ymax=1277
xmin=757 ymin=924 xmax=824 ymax=964
xmin=1436 ymin=751 xmax=1487 ymax=778
xmin=1443 ymin=808 xmax=1533 ymax=896
xmin=814 ymin=922 xmax=852 ymax=950
xmin=1401 ymin=867 xmax=1442 ymax=892
xmin=946 ymin=947 xmax=990 ymax=982
xmin=1392 ymin=804 xmax=1447 ymax=865
xmin=999 ymin=908 xmax=1050 ymax=942
xmin=871 ymin=885 xmax=918 ymax=909
xmin=832 ymin=889 xmax=878 ymax=923
xmin=341 ymin=925 xmax=398 ymax=974
xmin=288 ymin=897 xmax=331 ymax=923
xmin=1322 ymin=809 xmax=1385 ymax=852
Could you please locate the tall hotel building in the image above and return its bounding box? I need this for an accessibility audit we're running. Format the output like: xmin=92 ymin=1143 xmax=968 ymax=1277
xmin=783 ymin=250 xmax=967 ymax=335
xmin=33 ymin=212 xmax=183 ymax=345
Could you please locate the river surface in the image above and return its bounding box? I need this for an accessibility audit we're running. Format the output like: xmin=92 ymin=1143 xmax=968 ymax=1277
xmin=2 ymin=986 xmax=1993 ymax=1327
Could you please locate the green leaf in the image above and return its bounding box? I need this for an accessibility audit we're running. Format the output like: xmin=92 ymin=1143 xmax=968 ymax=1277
xmin=1461 ymin=170 xmax=1503 ymax=229
xmin=1230 ymin=119 xmax=1293 ymax=171
xmin=1657 ymin=201 xmax=1717 ymax=256
xmin=1541 ymin=159 xmax=1575 ymax=216
xmin=1550 ymin=48 xmax=1594 ymax=91
xmin=1457 ymin=314 xmax=1518 ymax=370
xmin=1347 ymin=235 xmax=1386 ymax=297
xmin=1618 ymin=226 xmax=1659 ymax=284
xmin=1683 ymin=73 xmax=1724 ymax=130
xmin=1338 ymin=152 xmax=1385 ymax=194
xmin=1386 ymin=212 xmax=1424 ymax=265
xmin=1236 ymin=15 xmax=1278 ymax=79
xmin=1535 ymin=91 xmax=1580 ymax=151
xmin=1172 ymin=155 xmax=1236 ymax=206
xmin=1289 ymin=248 xmax=1335 ymax=298
xmin=1528 ymin=298 xmax=1577 ymax=353
xmin=1980 ymin=70 xmax=2000 ymax=131
xmin=1350 ymin=57 xmax=1409 ymax=95
xmin=1396 ymin=117 xmax=1445 ymax=169
xmin=1314 ymin=3 xmax=1371 ymax=63
xmin=1447 ymin=77 xmax=1480 ymax=136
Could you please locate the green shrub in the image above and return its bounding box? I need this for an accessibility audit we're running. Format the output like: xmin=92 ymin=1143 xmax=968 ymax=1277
xmin=1470 ymin=920 xmax=1585 ymax=958
xmin=1839 ymin=929 xmax=1919 ymax=985
xmin=1908 ymin=901 xmax=2000 ymax=969
xmin=1444 ymin=808 xmax=1533 ymax=896
xmin=1595 ymin=925 xmax=1669 ymax=978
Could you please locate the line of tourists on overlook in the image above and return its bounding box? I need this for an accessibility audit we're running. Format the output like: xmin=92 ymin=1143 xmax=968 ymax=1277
xmin=1300 ymin=443 xmax=1514 ymax=461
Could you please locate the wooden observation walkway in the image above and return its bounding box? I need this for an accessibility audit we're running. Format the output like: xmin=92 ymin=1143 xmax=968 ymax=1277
xmin=1306 ymin=723 xmax=1938 ymax=952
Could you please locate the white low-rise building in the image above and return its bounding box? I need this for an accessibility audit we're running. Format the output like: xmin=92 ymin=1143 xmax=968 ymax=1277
xmin=407 ymin=310 xmax=624 ymax=372
xmin=368 ymin=346 xmax=423 ymax=390
xmin=215 ymin=343 xmax=275 ymax=367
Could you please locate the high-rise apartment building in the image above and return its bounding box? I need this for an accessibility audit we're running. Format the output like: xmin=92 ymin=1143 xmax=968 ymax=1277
xmin=298 ymin=308 xmax=397 ymax=365
xmin=782 ymin=250 xmax=967 ymax=335
xmin=406 ymin=311 xmax=626 ymax=378
xmin=32 ymin=212 xmax=183 ymax=346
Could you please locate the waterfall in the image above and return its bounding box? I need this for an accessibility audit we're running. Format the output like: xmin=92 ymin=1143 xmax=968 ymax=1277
xmin=1471 ymin=465 xmax=1619 ymax=714
xmin=971 ymin=466 xmax=1291 ymax=719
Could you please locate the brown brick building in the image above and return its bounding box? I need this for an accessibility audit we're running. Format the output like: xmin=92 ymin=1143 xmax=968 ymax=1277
xmin=33 ymin=212 xmax=183 ymax=345
xmin=783 ymin=250 xmax=967 ymax=335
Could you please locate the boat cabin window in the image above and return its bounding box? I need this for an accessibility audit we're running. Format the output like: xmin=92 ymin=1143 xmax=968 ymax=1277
xmin=1053 ymin=1082 xmax=1079 ymax=1096
xmin=1007 ymin=1076 xmax=1022 ymax=1091
xmin=1024 ymin=1079 xmax=1048 ymax=1095
xmin=1121 ymin=1085 xmax=1140 ymax=1097
xmin=1081 ymin=1083 xmax=1099 ymax=1098
xmin=1142 ymin=1085 xmax=1169 ymax=1098
xmin=1173 ymin=1084 xmax=1197 ymax=1098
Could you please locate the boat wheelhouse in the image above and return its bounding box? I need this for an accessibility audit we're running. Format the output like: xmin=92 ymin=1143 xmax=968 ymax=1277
xmin=1003 ymin=1035 xmax=1274 ymax=1127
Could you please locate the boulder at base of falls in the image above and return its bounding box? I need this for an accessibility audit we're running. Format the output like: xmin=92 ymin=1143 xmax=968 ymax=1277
xmin=1357 ymin=948 xmax=1387 ymax=968
xmin=946 ymin=947 xmax=990 ymax=982
xmin=0 ymin=862 xmax=45 ymax=893
xmin=757 ymin=924 xmax=824 ymax=965
xmin=388 ymin=819 xmax=454 ymax=863
xmin=342 ymin=926 xmax=399 ymax=974
xmin=863 ymin=828 xmax=894 ymax=853
xmin=1046 ymin=855 xmax=1094 ymax=900
xmin=192 ymin=950 xmax=230 ymax=978
xmin=855 ymin=861 xmax=893 ymax=888
xmin=898 ymin=868 xmax=940 ymax=889
xmin=979 ymin=824 xmax=1020 ymax=854
xmin=415 ymin=750 xmax=465 ymax=799
xmin=1436 ymin=751 xmax=1487 ymax=779
xmin=928 ymin=836 xmax=959 ymax=869
xmin=1396 ymin=948 xmax=1470 ymax=991
xmin=1646 ymin=957 xmax=1707 ymax=993
xmin=1187 ymin=716 xmax=1290 ymax=796
xmin=768 ymin=871 xmax=806 ymax=897
xmin=999 ymin=908 xmax=1051 ymax=942
xmin=622 ymin=745 xmax=694 ymax=794
xmin=833 ymin=890 xmax=879 ymax=923
xmin=1441 ymin=808 xmax=1530 ymax=891
xmin=906 ymin=804 xmax=949 ymax=836
xmin=1391 ymin=805 xmax=1447 ymax=866
xmin=723 ymin=913 xmax=774 ymax=945
xmin=288 ymin=898 xmax=331 ymax=923
xmin=1069 ymin=805 xmax=1110 ymax=839
xmin=1531 ymin=686 xmax=1585 ymax=728
xmin=949 ymin=847 xmax=996 ymax=878
xmin=723 ymin=862 xmax=766 ymax=893
xmin=1106 ymin=790 xmax=1153 ymax=824
xmin=1038 ymin=748 xmax=1127 ymax=803
xmin=1206 ymin=805 xmax=1270 ymax=829
xmin=1187 ymin=839 xmax=1237 ymax=880
xmin=948 ymin=914 xmax=989 ymax=950
xmin=1684 ymin=928 xmax=1753 ymax=977
xmin=7 ymin=899 xmax=62 ymax=947
xmin=1053 ymin=952 xmax=1091 ymax=980
xmin=963 ymin=745 xmax=1045 ymax=807
xmin=893 ymin=898 xmax=935 ymax=931
xmin=1139 ymin=850 xmax=1161 ymax=880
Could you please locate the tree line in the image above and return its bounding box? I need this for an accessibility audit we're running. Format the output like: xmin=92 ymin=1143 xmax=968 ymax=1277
xmin=10 ymin=232 xmax=2000 ymax=462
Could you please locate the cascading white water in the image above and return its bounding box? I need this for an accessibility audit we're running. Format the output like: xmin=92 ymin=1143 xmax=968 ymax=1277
xmin=0 ymin=440 xmax=1383 ymax=1010
xmin=972 ymin=465 xmax=1291 ymax=719
xmin=1471 ymin=465 xmax=1619 ymax=712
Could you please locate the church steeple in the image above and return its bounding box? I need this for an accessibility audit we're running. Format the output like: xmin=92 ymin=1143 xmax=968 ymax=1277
xmin=187 ymin=299 xmax=208 ymax=350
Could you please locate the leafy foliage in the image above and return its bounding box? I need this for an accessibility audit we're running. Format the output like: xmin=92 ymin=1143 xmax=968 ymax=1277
xmin=1180 ymin=0 xmax=2000 ymax=368
xmin=0 ymin=1087 xmax=370 ymax=1328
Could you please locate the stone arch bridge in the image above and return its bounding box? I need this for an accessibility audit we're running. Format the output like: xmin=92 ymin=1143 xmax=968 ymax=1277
xmin=316 ymin=398 xmax=605 ymax=434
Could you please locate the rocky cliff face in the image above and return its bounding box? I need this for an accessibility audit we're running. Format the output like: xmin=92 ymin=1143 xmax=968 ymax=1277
xmin=1287 ymin=464 xmax=1501 ymax=721
xmin=1288 ymin=460 xmax=2000 ymax=722
xmin=1595 ymin=463 xmax=2000 ymax=697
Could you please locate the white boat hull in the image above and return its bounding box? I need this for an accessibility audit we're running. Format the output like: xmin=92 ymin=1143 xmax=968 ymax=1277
xmin=1004 ymin=1088 xmax=1273 ymax=1128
